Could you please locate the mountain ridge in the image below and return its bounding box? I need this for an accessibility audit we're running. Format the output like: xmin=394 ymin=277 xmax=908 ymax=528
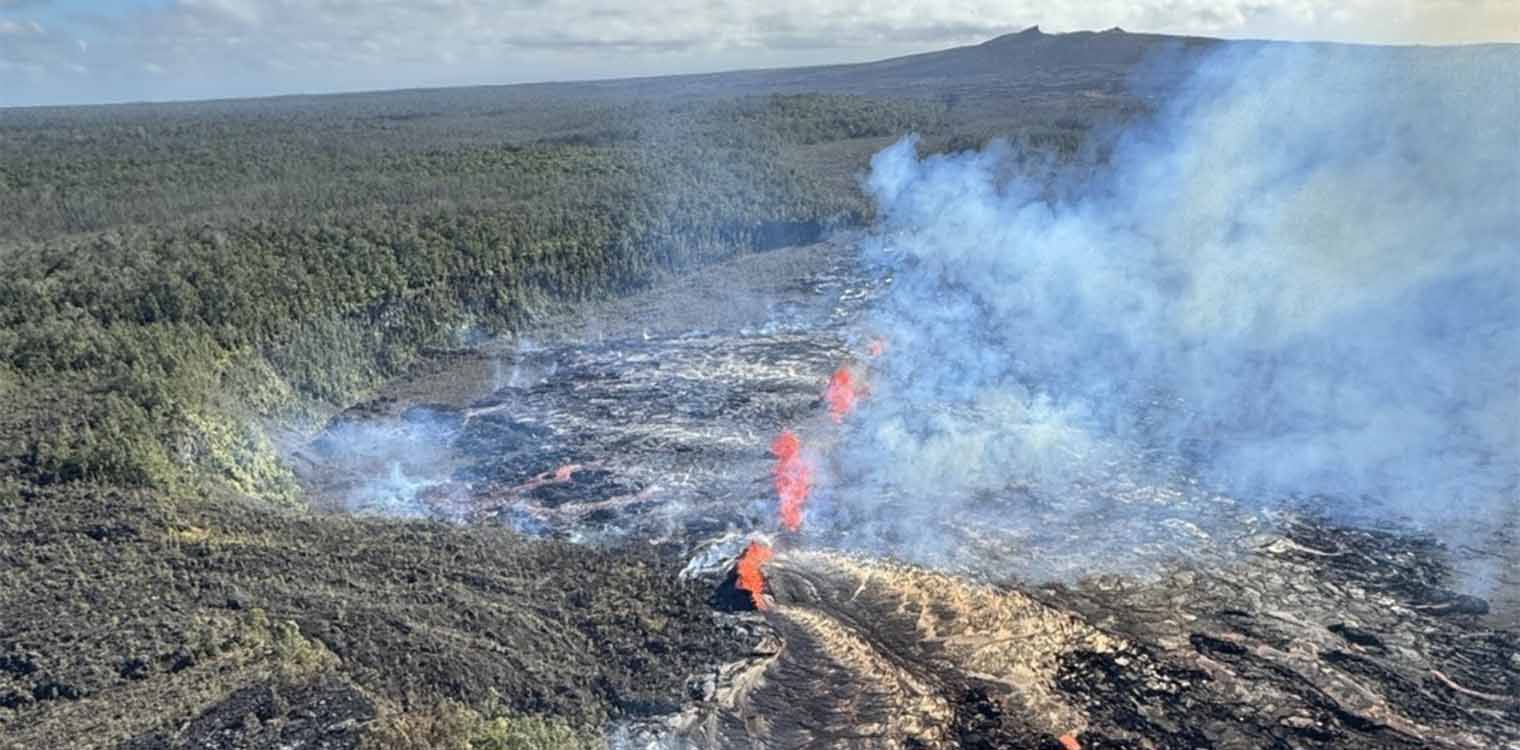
xmin=10 ymin=27 xmax=1515 ymax=114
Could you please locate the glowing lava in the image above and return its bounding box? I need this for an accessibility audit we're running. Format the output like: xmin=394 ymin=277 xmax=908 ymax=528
xmin=867 ymin=337 xmax=887 ymax=358
xmin=735 ymin=541 xmax=775 ymax=609
xmin=771 ymin=430 xmax=813 ymax=532
xmin=1059 ymin=734 xmax=1082 ymax=750
xmin=825 ymin=366 xmax=857 ymax=423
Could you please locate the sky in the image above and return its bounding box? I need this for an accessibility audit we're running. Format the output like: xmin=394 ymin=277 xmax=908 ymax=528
xmin=2 ymin=0 xmax=1518 ymax=107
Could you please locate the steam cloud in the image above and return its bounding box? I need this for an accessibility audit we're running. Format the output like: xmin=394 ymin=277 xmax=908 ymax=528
xmin=832 ymin=43 xmax=1518 ymax=582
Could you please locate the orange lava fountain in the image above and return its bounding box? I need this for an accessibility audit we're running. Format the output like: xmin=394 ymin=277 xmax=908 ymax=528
xmin=771 ymin=430 xmax=813 ymax=532
xmin=825 ymin=367 xmax=857 ymax=423
xmin=735 ymin=541 xmax=775 ymax=609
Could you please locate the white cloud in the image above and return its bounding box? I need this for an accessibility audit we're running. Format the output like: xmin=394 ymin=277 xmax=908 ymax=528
xmin=178 ymin=0 xmax=264 ymax=26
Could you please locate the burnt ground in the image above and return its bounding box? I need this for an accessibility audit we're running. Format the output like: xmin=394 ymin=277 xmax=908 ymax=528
xmin=6 ymin=236 xmax=1518 ymax=749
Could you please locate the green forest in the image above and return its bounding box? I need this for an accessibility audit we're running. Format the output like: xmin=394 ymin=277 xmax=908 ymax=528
xmin=0 ymin=94 xmax=956 ymax=499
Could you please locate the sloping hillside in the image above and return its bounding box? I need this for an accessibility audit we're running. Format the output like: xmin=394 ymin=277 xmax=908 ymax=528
xmin=4 ymin=28 xmax=1516 ymax=750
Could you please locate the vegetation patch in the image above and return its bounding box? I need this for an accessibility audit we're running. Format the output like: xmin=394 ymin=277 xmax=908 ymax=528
xmin=364 ymin=700 xmax=599 ymax=750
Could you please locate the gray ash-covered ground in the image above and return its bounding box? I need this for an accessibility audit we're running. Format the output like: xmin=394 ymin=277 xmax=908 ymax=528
xmin=293 ymin=237 xmax=1520 ymax=749
xmin=293 ymin=238 xmax=879 ymax=553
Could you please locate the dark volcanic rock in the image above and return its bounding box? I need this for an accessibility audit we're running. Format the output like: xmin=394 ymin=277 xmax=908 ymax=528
xmin=117 ymin=677 xmax=375 ymax=750
xmin=0 ymin=483 xmax=749 ymax=749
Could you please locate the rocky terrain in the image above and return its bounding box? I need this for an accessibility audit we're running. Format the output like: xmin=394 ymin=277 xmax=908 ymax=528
xmin=290 ymin=238 xmax=1518 ymax=749
xmin=4 ymin=28 xmax=1517 ymax=750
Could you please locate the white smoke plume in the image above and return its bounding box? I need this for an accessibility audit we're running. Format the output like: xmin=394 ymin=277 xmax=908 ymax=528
xmin=830 ymin=42 xmax=1519 ymax=584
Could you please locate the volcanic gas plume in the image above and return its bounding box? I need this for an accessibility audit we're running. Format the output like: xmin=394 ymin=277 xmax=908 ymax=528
xmin=828 ymin=43 xmax=1519 ymax=587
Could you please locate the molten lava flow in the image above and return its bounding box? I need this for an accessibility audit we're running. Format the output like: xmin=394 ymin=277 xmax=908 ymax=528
xmin=772 ymin=430 xmax=813 ymax=532
xmin=552 ymin=464 xmax=581 ymax=482
xmin=735 ymin=541 xmax=775 ymax=609
xmin=1059 ymin=734 xmax=1082 ymax=750
xmin=825 ymin=366 xmax=857 ymax=423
